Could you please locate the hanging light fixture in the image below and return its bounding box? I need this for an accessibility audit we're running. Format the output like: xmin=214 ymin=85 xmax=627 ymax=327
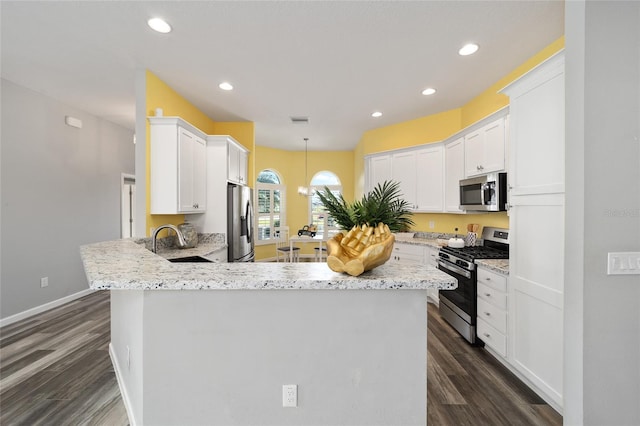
xmin=298 ymin=138 xmax=310 ymax=196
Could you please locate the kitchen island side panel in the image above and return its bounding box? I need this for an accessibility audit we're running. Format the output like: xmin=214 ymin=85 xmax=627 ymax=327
xmin=134 ymin=289 xmax=427 ymax=426
xmin=110 ymin=290 xmax=144 ymax=426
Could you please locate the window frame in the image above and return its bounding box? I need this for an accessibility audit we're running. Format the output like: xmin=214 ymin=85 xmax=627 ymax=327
xmin=255 ymin=169 xmax=286 ymax=246
xmin=308 ymin=171 xmax=342 ymax=235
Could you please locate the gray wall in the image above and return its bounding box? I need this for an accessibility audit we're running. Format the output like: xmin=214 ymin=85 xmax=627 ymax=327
xmin=565 ymin=1 xmax=640 ymax=425
xmin=111 ymin=289 xmax=428 ymax=426
xmin=1 ymin=79 xmax=134 ymax=319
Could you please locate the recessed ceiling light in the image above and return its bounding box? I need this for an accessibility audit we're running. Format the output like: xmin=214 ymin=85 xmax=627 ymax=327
xmin=371 ymin=111 xmax=383 ymax=118
xmin=458 ymin=43 xmax=479 ymax=56
xmin=422 ymin=88 xmax=437 ymax=96
xmin=148 ymin=18 xmax=172 ymax=34
xmin=219 ymin=82 xmax=234 ymax=91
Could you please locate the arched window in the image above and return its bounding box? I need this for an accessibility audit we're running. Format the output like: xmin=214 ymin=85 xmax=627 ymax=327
xmin=256 ymin=169 xmax=286 ymax=243
xmin=309 ymin=171 xmax=342 ymax=234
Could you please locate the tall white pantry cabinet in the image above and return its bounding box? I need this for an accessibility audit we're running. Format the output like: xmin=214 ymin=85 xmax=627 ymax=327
xmin=501 ymin=51 xmax=565 ymax=411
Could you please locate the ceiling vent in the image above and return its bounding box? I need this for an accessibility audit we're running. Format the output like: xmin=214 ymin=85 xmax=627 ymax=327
xmin=290 ymin=116 xmax=310 ymax=124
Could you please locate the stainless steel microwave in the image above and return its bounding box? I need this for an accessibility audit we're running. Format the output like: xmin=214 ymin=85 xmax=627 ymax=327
xmin=459 ymin=172 xmax=508 ymax=212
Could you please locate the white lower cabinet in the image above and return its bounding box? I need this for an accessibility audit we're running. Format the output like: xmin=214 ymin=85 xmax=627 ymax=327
xmin=476 ymin=266 xmax=508 ymax=358
xmin=390 ymin=242 xmax=425 ymax=264
xmin=391 ymin=242 xmax=441 ymax=304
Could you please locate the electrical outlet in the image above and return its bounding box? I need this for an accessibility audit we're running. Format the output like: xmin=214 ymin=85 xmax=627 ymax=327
xmin=429 ymin=221 xmax=435 ymax=229
xmin=282 ymin=384 xmax=297 ymax=407
xmin=607 ymin=252 xmax=640 ymax=275
xmin=40 ymin=277 xmax=49 ymax=288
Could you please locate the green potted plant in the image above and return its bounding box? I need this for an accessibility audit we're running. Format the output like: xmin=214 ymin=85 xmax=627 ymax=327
xmin=316 ymin=181 xmax=414 ymax=276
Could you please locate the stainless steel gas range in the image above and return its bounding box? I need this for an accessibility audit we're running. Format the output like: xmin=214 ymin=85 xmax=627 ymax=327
xmin=437 ymin=227 xmax=509 ymax=344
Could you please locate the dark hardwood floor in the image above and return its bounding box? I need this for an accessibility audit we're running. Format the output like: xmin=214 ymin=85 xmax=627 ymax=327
xmin=1 ymin=291 xmax=562 ymax=425
xmin=0 ymin=291 xmax=128 ymax=425
xmin=427 ymin=304 xmax=562 ymax=425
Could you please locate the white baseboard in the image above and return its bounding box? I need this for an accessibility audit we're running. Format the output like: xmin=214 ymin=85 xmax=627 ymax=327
xmin=0 ymin=288 xmax=95 ymax=328
xmin=109 ymin=343 xmax=136 ymax=426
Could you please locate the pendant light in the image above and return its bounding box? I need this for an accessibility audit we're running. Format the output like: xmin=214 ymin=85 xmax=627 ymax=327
xmin=298 ymin=138 xmax=310 ymax=196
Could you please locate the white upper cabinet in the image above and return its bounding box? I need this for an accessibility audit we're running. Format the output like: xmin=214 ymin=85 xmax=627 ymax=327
xmin=506 ymin=61 xmax=565 ymax=196
xmin=415 ymin=145 xmax=444 ymax=212
xmin=366 ymin=145 xmax=445 ymax=213
xmin=444 ymin=137 xmax=466 ymax=213
xmin=386 ymin=145 xmax=444 ymax=212
xmin=392 ymin=151 xmax=418 ymax=209
xmin=149 ymin=117 xmax=207 ymax=215
xmin=178 ymin=128 xmax=206 ymax=213
xmin=464 ymin=117 xmax=506 ymax=177
xmin=227 ymin=138 xmax=249 ymax=185
xmin=365 ymin=154 xmax=392 ymax=193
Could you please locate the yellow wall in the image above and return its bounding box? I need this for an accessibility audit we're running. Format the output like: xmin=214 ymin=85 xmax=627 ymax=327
xmin=352 ymin=36 xmax=565 ymax=234
xmin=361 ymin=109 xmax=462 ymax=156
xmin=144 ymin=35 xmax=565 ymax=249
xmin=145 ymin=71 xmax=256 ymax=236
xmin=461 ymin=36 xmax=565 ymax=127
xmin=254 ymin=146 xmax=354 ymax=260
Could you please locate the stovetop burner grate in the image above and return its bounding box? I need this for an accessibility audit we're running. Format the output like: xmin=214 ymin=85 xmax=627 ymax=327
xmin=440 ymin=245 xmax=509 ymax=262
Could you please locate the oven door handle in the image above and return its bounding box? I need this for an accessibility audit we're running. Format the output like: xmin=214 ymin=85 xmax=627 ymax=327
xmin=438 ymin=260 xmax=471 ymax=279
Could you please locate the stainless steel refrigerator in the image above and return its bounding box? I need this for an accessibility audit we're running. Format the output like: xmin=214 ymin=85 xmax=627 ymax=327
xmin=227 ymin=184 xmax=255 ymax=262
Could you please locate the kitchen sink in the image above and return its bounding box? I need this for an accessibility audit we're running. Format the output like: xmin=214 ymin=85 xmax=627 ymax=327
xmin=167 ymin=256 xmax=212 ymax=263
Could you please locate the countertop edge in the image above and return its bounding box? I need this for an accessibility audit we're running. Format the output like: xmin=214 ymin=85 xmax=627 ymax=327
xmin=80 ymin=239 xmax=457 ymax=291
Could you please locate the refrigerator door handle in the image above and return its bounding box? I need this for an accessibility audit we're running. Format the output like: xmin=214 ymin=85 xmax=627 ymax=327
xmin=245 ymin=199 xmax=253 ymax=244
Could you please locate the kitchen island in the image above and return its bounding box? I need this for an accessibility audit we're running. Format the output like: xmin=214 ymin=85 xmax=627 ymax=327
xmin=80 ymin=239 xmax=456 ymax=426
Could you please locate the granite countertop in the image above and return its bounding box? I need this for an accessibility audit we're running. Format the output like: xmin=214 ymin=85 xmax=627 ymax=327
xmin=396 ymin=234 xmax=440 ymax=248
xmin=80 ymin=239 xmax=457 ymax=291
xmin=476 ymin=259 xmax=509 ymax=275
xmin=132 ymin=233 xmax=226 ymax=260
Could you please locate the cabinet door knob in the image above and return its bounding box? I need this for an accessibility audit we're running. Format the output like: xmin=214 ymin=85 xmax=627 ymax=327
xmin=485 ymin=277 xmax=491 ymax=281
xmin=485 ymin=293 xmax=491 ymax=297
xmin=483 ymin=333 xmax=491 ymax=338
xmin=484 ymin=312 xmax=491 ymax=316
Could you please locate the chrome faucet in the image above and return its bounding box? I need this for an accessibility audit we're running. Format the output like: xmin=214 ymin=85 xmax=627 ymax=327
xmin=152 ymin=224 xmax=188 ymax=253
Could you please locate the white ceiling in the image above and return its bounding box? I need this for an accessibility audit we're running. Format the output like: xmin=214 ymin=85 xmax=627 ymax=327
xmin=1 ymin=1 xmax=564 ymax=151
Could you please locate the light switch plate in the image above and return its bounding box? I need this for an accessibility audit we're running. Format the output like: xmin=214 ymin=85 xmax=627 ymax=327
xmin=607 ymin=252 xmax=640 ymax=275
